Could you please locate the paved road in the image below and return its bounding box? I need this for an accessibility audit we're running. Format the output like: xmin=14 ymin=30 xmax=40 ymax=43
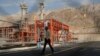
xmin=0 ymin=42 xmax=100 ymax=56
xmin=0 ymin=44 xmax=79 ymax=56
xmin=50 ymin=42 xmax=100 ymax=56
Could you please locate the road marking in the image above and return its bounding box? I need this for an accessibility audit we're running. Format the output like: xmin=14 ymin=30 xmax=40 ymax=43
xmin=45 ymin=45 xmax=83 ymax=56
xmin=0 ymin=44 xmax=60 ymax=55
xmin=0 ymin=46 xmax=37 ymax=55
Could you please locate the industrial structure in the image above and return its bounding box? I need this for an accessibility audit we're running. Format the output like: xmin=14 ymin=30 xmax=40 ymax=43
xmin=34 ymin=19 xmax=70 ymax=45
xmin=0 ymin=19 xmax=70 ymax=47
xmin=0 ymin=2 xmax=71 ymax=47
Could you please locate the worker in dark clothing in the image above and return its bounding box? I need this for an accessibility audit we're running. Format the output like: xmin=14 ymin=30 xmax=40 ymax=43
xmin=41 ymin=21 xmax=54 ymax=55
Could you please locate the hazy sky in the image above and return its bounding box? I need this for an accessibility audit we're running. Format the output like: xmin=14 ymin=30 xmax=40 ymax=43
xmin=0 ymin=0 xmax=100 ymax=16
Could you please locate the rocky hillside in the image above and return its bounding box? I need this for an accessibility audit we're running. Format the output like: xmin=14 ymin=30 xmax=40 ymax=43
xmin=46 ymin=9 xmax=93 ymax=26
xmin=45 ymin=4 xmax=100 ymax=28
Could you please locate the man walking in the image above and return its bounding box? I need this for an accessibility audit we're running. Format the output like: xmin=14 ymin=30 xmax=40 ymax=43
xmin=41 ymin=20 xmax=54 ymax=55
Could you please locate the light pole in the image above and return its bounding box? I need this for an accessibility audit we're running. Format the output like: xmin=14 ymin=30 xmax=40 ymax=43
xmin=39 ymin=2 xmax=44 ymax=20
xmin=20 ymin=2 xmax=28 ymax=46
xmin=20 ymin=3 xmax=28 ymax=28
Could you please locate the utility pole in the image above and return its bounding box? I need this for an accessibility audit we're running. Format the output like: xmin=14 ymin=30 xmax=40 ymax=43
xmin=37 ymin=2 xmax=45 ymax=48
xmin=20 ymin=2 xmax=28 ymax=28
xmin=39 ymin=2 xmax=44 ymax=20
xmin=20 ymin=2 xmax=28 ymax=46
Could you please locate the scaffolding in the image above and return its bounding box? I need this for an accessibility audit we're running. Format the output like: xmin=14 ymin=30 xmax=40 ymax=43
xmin=34 ymin=19 xmax=70 ymax=45
xmin=0 ymin=18 xmax=71 ymax=47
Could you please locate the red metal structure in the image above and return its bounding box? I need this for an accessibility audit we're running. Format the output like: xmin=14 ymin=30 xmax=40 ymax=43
xmin=0 ymin=18 xmax=71 ymax=46
xmin=34 ymin=19 xmax=70 ymax=45
xmin=19 ymin=24 xmax=34 ymax=46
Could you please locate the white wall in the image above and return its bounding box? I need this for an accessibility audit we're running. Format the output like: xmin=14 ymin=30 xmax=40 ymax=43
xmin=70 ymin=27 xmax=100 ymax=43
xmin=73 ymin=34 xmax=100 ymax=43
